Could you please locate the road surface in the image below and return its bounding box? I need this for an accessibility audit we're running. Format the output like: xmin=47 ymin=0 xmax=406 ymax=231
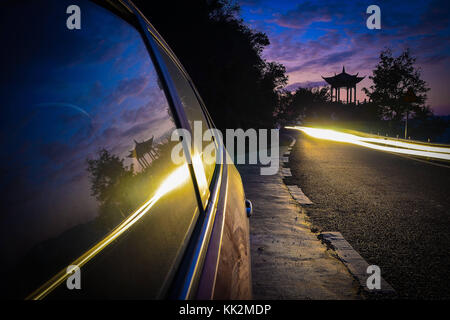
xmin=286 ymin=131 xmax=450 ymax=299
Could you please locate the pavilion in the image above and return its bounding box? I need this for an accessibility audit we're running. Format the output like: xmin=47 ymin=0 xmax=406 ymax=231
xmin=322 ymin=66 xmax=365 ymax=104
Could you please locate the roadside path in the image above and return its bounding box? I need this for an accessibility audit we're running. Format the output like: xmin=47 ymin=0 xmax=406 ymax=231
xmin=237 ymin=143 xmax=361 ymax=299
xmin=286 ymin=131 xmax=450 ymax=299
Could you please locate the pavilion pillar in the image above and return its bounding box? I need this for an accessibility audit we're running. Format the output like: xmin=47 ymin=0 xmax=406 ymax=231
xmin=322 ymin=69 xmax=365 ymax=104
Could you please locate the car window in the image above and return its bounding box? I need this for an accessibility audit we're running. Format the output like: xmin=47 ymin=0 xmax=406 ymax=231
xmin=154 ymin=42 xmax=217 ymax=206
xmin=0 ymin=0 xmax=200 ymax=299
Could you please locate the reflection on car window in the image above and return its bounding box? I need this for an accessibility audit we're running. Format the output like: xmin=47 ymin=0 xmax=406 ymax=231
xmin=0 ymin=0 xmax=199 ymax=299
xmin=155 ymin=43 xmax=217 ymax=205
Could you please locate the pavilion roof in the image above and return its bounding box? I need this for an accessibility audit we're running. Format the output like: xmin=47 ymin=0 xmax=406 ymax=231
xmin=322 ymin=66 xmax=365 ymax=87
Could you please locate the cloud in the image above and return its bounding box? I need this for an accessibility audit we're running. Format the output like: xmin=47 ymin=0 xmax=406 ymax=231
xmin=289 ymin=50 xmax=357 ymax=72
xmin=264 ymin=0 xmax=374 ymax=32
xmin=121 ymin=97 xmax=167 ymax=124
xmin=238 ymin=0 xmax=450 ymax=113
xmin=104 ymin=76 xmax=150 ymax=106
xmin=264 ymin=29 xmax=343 ymax=62
xmin=285 ymin=80 xmax=328 ymax=91
xmin=271 ymin=1 xmax=341 ymax=29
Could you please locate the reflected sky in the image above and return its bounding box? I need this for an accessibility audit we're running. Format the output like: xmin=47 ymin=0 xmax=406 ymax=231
xmin=0 ymin=0 xmax=176 ymax=271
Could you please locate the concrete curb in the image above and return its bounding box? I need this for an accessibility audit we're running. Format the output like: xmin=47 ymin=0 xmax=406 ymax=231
xmin=321 ymin=232 xmax=396 ymax=295
xmin=281 ymin=168 xmax=292 ymax=177
xmin=286 ymin=185 xmax=313 ymax=205
xmin=237 ymin=134 xmax=362 ymax=299
xmin=281 ymin=135 xmax=395 ymax=297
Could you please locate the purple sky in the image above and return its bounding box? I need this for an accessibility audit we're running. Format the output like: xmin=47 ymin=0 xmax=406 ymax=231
xmin=238 ymin=0 xmax=450 ymax=115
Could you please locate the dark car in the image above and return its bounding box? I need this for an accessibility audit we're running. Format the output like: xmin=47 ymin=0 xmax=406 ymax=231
xmin=0 ymin=0 xmax=251 ymax=299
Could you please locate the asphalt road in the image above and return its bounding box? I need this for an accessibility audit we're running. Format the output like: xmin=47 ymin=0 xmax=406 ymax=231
xmin=286 ymin=131 xmax=450 ymax=299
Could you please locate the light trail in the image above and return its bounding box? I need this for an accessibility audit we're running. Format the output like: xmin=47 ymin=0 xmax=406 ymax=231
xmin=359 ymin=137 xmax=450 ymax=154
xmin=286 ymin=126 xmax=450 ymax=161
xmin=27 ymin=162 xmax=192 ymax=300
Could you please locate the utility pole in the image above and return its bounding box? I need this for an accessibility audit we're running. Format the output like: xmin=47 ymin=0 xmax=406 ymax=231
xmin=404 ymin=110 xmax=408 ymax=139
xmin=402 ymin=88 xmax=418 ymax=140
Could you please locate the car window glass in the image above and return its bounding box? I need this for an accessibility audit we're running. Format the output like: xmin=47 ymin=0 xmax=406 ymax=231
xmin=0 ymin=0 xmax=199 ymax=299
xmin=154 ymin=42 xmax=217 ymax=206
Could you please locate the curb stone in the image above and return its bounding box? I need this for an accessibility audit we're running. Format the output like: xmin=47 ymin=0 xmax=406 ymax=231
xmin=281 ymin=135 xmax=395 ymax=297
xmin=321 ymin=232 xmax=396 ymax=295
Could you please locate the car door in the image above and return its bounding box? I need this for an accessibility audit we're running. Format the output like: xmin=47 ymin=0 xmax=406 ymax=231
xmin=0 ymin=0 xmax=205 ymax=299
xmin=143 ymin=22 xmax=224 ymax=298
xmin=140 ymin=13 xmax=251 ymax=300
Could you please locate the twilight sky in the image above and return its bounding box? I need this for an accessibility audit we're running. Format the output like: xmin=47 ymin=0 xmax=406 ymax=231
xmin=238 ymin=0 xmax=450 ymax=115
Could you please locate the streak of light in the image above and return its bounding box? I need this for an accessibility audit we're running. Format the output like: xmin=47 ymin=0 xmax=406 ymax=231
xmin=359 ymin=137 xmax=450 ymax=154
xmin=286 ymin=126 xmax=450 ymax=161
xmin=27 ymin=162 xmax=191 ymax=300
xmin=192 ymin=152 xmax=208 ymax=198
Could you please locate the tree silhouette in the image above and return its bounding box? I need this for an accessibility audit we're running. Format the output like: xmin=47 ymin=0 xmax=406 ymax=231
xmin=276 ymin=87 xmax=329 ymax=125
xmin=363 ymin=48 xmax=431 ymax=121
xmin=133 ymin=0 xmax=288 ymax=130
xmin=87 ymin=149 xmax=135 ymax=227
xmin=87 ymin=149 xmax=133 ymax=204
xmin=86 ymin=139 xmax=180 ymax=228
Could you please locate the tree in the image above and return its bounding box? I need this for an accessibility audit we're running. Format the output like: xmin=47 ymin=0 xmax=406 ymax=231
xmin=133 ymin=0 xmax=288 ymax=130
xmin=363 ymin=48 xmax=430 ymax=121
xmin=275 ymin=87 xmax=329 ymax=125
xmin=87 ymin=149 xmax=135 ymax=227
xmin=85 ymin=140 xmax=179 ymax=227
xmin=86 ymin=149 xmax=133 ymax=205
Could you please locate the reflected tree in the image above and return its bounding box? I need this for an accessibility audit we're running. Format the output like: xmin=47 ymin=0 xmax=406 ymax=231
xmin=87 ymin=149 xmax=135 ymax=228
xmin=86 ymin=138 xmax=180 ymax=228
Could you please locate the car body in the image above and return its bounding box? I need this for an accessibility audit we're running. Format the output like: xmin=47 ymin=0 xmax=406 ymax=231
xmin=0 ymin=0 xmax=251 ymax=299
